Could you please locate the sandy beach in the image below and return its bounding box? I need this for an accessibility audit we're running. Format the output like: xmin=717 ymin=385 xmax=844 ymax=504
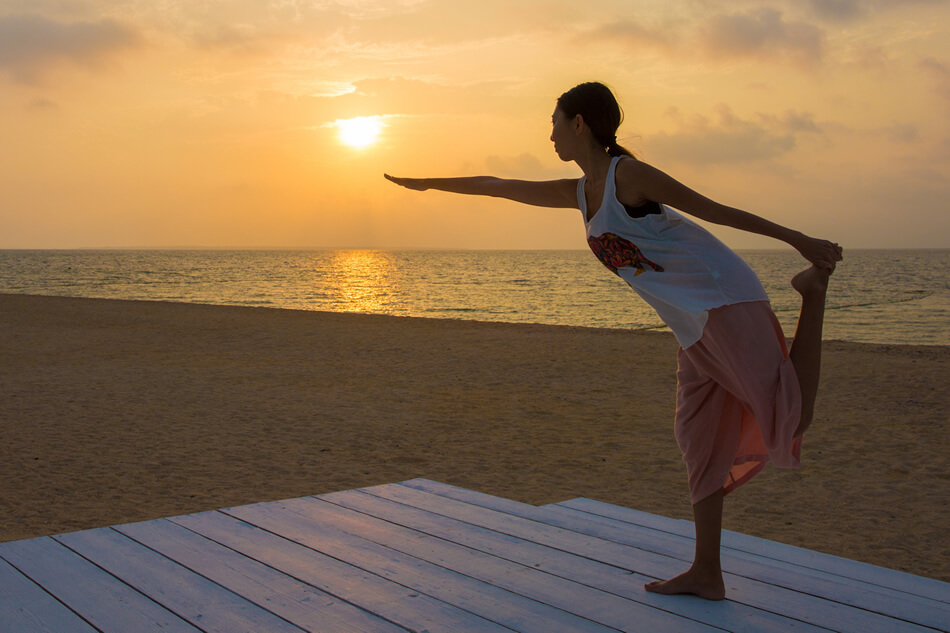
xmin=1 ymin=293 xmax=947 ymax=582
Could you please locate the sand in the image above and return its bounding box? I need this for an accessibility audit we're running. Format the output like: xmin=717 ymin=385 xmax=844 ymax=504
xmin=1 ymin=293 xmax=948 ymax=582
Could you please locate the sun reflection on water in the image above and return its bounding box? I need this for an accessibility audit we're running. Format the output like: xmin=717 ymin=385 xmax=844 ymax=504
xmin=323 ymin=250 xmax=398 ymax=314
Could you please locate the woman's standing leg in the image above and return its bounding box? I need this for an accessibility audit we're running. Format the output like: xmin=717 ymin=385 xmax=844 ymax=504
xmin=789 ymin=266 xmax=831 ymax=436
xmin=644 ymin=489 xmax=726 ymax=600
xmin=648 ymin=343 xmax=735 ymax=600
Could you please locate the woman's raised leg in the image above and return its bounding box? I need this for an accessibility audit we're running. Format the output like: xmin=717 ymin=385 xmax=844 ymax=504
xmin=789 ymin=266 xmax=831 ymax=436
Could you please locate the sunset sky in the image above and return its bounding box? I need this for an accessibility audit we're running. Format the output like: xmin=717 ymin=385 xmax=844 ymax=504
xmin=1 ymin=0 xmax=948 ymax=250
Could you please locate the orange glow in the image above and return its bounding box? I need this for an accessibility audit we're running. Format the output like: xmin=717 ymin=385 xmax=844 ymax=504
xmin=0 ymin=3 xmax=947 ymax=249
xmin=325 ymin=250 xmax=397 ymax=313
xmin=336 ymin=116 xmax=385 ymax=149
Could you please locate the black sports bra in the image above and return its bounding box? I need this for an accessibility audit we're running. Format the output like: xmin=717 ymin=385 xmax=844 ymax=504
xmin=624 ymin=199 xmax=662 ymax=219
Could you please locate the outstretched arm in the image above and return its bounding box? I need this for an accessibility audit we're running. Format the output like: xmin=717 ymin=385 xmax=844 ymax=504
xmin=384 ymin=174 xmax=579 ymax=209
xmin=619 ymin=160 xmax=843 ymax=270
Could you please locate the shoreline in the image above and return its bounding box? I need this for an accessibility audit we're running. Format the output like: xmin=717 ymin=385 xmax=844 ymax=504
xmin=2 ymin=293 xmax=948 ymax=581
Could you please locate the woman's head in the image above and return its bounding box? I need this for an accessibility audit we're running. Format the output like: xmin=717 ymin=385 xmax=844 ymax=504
xmin=555 ymin=82 xmax=634 ymax=159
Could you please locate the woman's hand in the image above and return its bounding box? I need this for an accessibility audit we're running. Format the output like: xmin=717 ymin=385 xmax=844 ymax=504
xmin=795 ymin=235 xmax=843 ymax=271
xmin=384 ymin=174 xmax=429 ymax=191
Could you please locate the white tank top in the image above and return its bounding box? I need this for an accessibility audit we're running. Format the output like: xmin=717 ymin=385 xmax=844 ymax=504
xmin=580 ymin=156 xmax=769 ymax=348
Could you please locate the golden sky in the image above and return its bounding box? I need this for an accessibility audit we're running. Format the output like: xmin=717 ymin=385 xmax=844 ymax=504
xmin=1 ymin=0 xmax=948 ymax=249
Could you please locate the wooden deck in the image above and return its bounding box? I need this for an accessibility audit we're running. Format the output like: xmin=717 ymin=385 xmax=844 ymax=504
xmin=1 ymin=479 xmax=947 ymax=632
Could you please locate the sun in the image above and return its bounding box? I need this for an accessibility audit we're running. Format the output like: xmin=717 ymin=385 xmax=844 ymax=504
xmin=336 ymin=116 xmax=384 ymax=149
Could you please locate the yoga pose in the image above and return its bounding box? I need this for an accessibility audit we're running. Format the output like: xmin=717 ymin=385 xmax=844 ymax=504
xmin=385 ymin=82 xmax=842 ymax=600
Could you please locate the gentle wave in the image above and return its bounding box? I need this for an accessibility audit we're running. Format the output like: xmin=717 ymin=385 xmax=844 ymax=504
xmin=772 ymin=290 xmax=936 ymax=314
xmin=1 ymin=249 xmax=947 ymax=346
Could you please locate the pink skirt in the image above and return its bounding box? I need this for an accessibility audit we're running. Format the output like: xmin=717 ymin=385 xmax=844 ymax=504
xmin=675 ymin=301 xmax=803 ymax=505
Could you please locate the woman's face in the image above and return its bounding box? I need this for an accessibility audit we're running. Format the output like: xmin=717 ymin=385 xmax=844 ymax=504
xmin=550 ymin=107 xmax=576 ymax=162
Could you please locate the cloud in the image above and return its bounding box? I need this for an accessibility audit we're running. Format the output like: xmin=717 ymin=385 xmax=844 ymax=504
xmin=919 ymin=57 xmax=950 ymax=101
xmin=353 ymin=0 xmax=573 ymax=46
xmin=645 ymin=104 xmax=820 ymax=165
xmin=319 ymin=76 xmax=527 ymax=119
xmin=698 ymin=8 xmax=825 ymax=66
xmin=190 ymin=23 xmax=277 ymax=55
xmin=152 ymin=76 xmax=524 ymax=146
xmin=851 ymin=45 xmax=889 ymax=72
xmin=484 ymin=153 xmax=564 ymax=179
xmin=178 ymin=3 xmax=351 ymax=55
xmin=581 ymin=9 xmax=824 ymax=68
xmin=805 ymin=0 xmax=867 ymax=22
xmin=28 ymin=97 xmax=59 ymax=112
xmin=879 ymin=123 xmax=920 ymax=143
xmin=758 ymin=110 xmax=824 ymax=134
xmin=585 ymin=19 xmax=676 ymax=54
xmin=0 ymin=14 xmax=141 ymax=83
xmin=819 ymin=119 xmax=925 ymax=146
xmin=806 ymin=0 xmax=948 ymax=23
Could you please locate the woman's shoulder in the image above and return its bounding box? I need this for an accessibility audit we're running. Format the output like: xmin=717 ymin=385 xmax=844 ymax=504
xmin=614 ymin=156 xmax=659 ymax=205
xmin=615 ymin=155 xmax=650 ymax=175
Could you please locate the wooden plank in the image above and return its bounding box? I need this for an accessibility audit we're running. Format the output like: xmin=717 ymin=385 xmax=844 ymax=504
xmin=218 ymin=500 xmax=622 ymax=633
xmin=377 ymin=480 xmax=938 ymax=633
xmin=398 ymin=479 xmax=950 ymax=630
xmin=401 ymin=478 xmax=551 ymax=515
xmin=170 ymin=509 xmax=515 ymax=633
xmin=315 ymin=489 xmax=832 ymax=633
xmin=115 ymin=518 xmax=408 ymax=633
xmin=257 ymin=493 xmax=727 ymax=633
xmin=359 ymin=484 xmax=862 ymax=632
xmin=552 ymin=500 xmax=694 ymax=534
xmin=0 ymin=554 xmax=98 ymax=633
xmin=5 ymin=478 xmax=944 ymax=633
xmin=54 ymin=527 xmax=307 ymax=633
xmin=556 ymin=497 xmax=950 ymax=604
xmin=540 ymin=504 xmax=950 ymax=631
xmin=0 ymin=536 xmax=199 ymax=633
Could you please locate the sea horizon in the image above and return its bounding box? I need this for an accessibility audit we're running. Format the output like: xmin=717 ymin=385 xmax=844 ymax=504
xmin=2 ymin=248 xmax=947 ymax=347
xmin=2 ymin=246 xmax=947 ymax=252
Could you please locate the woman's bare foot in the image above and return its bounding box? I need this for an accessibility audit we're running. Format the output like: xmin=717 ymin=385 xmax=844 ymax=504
xmin=644 ymin=565 xmax=726 ymax=601
xmin=791 ymin=265 xmax=830 ymax=298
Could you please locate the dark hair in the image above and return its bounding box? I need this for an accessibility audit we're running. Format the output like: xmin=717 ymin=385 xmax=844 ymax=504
xmin=556 ymin=82 xmax=636 ymax=159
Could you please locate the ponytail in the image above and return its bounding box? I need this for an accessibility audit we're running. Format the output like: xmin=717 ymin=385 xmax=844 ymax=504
xmin=606 ymin=137 xmax=636 ymax=159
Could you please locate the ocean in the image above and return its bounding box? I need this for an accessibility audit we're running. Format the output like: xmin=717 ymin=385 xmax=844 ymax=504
xmin=1 ymin=249 xmax=947 ymax=346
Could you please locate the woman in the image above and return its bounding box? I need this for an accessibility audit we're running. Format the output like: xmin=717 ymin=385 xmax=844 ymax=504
xmin=385 ymin=81 xmax=842 ymax=600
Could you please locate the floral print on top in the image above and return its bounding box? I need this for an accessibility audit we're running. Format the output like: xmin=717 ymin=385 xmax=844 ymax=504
xmin=587 ymin=232 xmax=664 ymax=276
